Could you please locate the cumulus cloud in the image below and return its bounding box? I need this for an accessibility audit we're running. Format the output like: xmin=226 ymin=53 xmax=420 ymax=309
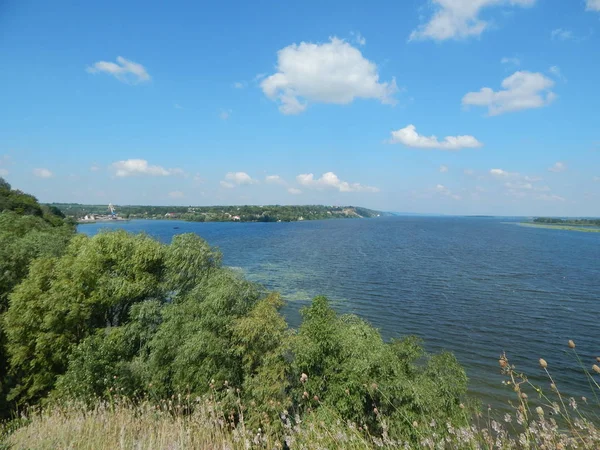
xmin=86 ymin=56 xmax=150 ymax=84
xmin=261 ymin=37 xmax=397 ymax=114
xmin=168 ymin=191 xmax=184 ymax=199
xmin=409 ymin=0 xmax=536 ymax=41
xmin=551 ymin=28 xmax=573 ymax=41
xmin=462 ymin=71 xmax=555 ymax=115
xmin=265 ymin=175 xmax=286 ymax=185
xmin=288 ymin=187 xmax=302 ymax=195
xmin=223 ymin=172 xmax=257 ymax=187
xmin=548 ymin=161 xmax=567 ymax=172
xmin=90 ymin=164 xmax=101 ymax=172
xmin=389 ymin=124 xmax=482 ymax=150
xmin=111 ymin=159 xmax=183 ymax=177
xmin=490 ymin=168 xmax=517 ymax=177
xmin=439 ymin=165 xmax=449 ymax=173
xmin=296 ymin=172 xmax=379 ymax=193
xmin=586 ymin=0 xmax=600 ymax=11
xmin=33 ymin=168 xmax=53 ymax=178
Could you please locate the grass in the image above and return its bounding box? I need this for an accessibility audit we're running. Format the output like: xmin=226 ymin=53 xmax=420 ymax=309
xmin=3 ymin=342 xmax=600 ymax=449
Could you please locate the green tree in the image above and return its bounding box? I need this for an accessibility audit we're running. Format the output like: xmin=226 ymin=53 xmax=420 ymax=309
xmin=288 ymin=296 xmax=468 ymax=442
xmin=144 ymin=268 xmax=261 ymax=398
xmin=3 ymin=231 xmax=167 ymax=405
xmin=231 ymin=293 xmax=291 ymax=431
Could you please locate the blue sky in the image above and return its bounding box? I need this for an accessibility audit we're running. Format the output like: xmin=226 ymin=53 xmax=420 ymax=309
xmin=1 ymin=0 xmax=599 ymax=216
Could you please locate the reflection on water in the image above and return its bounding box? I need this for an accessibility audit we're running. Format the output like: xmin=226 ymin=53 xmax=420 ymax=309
xmin=80 ymin=217 xmax=600 ymax=409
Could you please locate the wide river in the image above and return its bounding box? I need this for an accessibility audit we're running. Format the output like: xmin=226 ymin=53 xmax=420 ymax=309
xmin=80 ymin=216 xmax=600 ymax=408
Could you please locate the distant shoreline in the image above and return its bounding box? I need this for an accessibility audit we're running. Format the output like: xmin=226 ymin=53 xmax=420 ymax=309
xmin=518 ymin=222 xmax=600 ymax=233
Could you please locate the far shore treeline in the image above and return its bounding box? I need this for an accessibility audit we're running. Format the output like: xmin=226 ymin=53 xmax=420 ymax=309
xmin=2 ymin=177 xmax=600 ymax=448
xmin=533 ymin=217 xmax=600 ymax=226
xmin=50 ymin=202 xmax=389 ymax=223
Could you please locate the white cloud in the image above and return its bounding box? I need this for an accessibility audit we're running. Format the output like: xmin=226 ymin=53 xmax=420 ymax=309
xmin=0 ymin=168 xmax=8 ymax=176
xmin=462 ymin=71 xmax=555 ymax=116
xmin=168 ymin=191 xmax=184 ymax=199
xmin=409 ymin=0 xmax=536 ymax=41
xmin=261 ymin=37 xmax=397 ymax=114
xmin=490 ymin=168 xmax=516 ymax=177
xmin=224 ymin=172 xmax=257 ymax=186
xmin=501 ymin=56 xmax=521 ymax=66
xmin=265 ymin=175 xmax=286 ymax=185
xmin=296 ymin=171 xmax=379 ymax=193
xmin=435 ymin=184 xmax=461 ymax=200
xmin=90 ymin=164 xmax=101 ymax=172
xmin=548 ymin=161 xmax=567 ymax=173
xmin=464 ymin=169 xmax=475 ymax=176
xmin=350 ymin=31 xmax=366 ymax=46
xmin=111 ymin=159 xmax=183 ymax=177
xmin=233 ymin=81 xmax=245 ymax=89
xmin=389 ymin=124 xmax=482 ymax=150
xmin=439 ymin=165 xmax=449 ymax=173
xmin=86 ymin=56 xmax=150 ymax=84
xmin=220 ymin=181 xmax=235 ymax=189
xmin=33 ymin=168 xmax=53 ymax=178
xmin=586 ymin=0 xmax=600 ymax=11
xmin=288 ymin=187 xmax=302 ymax=195
xmin=593 ymin=176 xmax=600 ymax=182
xmin=219 ymin=109 xmax=232 ymax=120
xmin=551 ymin=28 xmax=573 ymax=41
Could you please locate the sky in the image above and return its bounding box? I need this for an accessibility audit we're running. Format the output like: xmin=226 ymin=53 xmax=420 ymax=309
xmin=1 ymin=0 xmax=599 ymax=216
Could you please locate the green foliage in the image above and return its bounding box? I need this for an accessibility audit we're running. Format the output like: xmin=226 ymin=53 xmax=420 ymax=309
xmin=144 ymin=268 xmax=261 ymax=398
xmin=165 ymin=233 xmax=222 ymax=295
xmin=288 ymin=296 xmax=468 ymax=442
xmin=0 ymin=212 xmax=74 ymax=311
xmin=0 ymin=180 xmax=75 ymax=417
xmin=52 ymin=300 xmax=163 ymax=403
xmin=3 ymin=231 xmax=167 ymax=405
xmin=231 ymin=293 xmax=291 ymax=431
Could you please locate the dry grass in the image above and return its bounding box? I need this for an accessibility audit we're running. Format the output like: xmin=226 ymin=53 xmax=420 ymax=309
xmin=3 ymin=398 xmax=373 ymax=450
